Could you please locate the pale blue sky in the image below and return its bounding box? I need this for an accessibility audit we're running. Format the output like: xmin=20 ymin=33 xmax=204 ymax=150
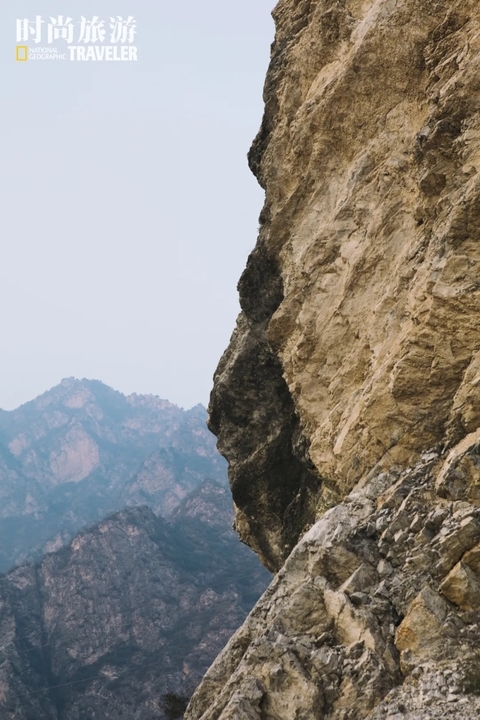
xmin=1 ymin=1 xmax=275 ymax=409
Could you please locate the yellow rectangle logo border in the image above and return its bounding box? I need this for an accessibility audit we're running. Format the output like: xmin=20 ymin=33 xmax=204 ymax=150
xmin=16 ymin=46 xmax=28 ymax=61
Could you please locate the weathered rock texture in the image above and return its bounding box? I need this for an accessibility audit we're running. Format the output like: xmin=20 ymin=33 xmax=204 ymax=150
xmin=0 ymin=482 xmax=270 ymax=720
xmin=198 ymin=0 xmax=480 ymax=717
xmin=187 ymin=457 xmax=480 ymax=719
xmin=0 ymin=378 xmax=227 ymax=572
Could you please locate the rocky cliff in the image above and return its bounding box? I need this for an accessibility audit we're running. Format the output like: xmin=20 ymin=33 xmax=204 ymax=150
xmin=188 ymin=1 xmax=480 ymax=718
xmin=0 ymin=378 xmax=227 ymax=572
xmin=0 ymin=482 xmax=270 ymax=720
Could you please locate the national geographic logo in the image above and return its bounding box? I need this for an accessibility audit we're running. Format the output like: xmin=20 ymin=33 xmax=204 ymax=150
xmin=16 ymin=46 xmax=68 ymax=61
xmin=16 ymin=45 xmax=28 ymax=61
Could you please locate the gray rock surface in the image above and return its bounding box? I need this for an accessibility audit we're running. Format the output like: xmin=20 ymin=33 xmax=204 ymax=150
xmin=185 ymin=457 xmax=480 ymax=719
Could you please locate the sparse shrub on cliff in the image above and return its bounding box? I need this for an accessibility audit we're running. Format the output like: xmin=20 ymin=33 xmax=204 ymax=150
xmin=162 ymin=691 xmax=190 ymax=719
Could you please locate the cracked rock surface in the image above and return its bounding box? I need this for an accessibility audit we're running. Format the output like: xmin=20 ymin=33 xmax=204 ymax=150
xmin=198 ymin=0 xmax=480 ymax=717
xmin=209 ymin=0 xmax=480 ymax=569
xmin=186 ymin=457 xmax=480 ymax=719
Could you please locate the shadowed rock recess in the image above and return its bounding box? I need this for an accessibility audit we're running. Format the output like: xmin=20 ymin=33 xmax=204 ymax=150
xmin=193 ymin=1 xmax=480 ymax=718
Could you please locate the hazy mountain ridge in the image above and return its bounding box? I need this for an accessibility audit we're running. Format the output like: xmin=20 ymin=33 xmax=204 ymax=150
xmin=0 ymin=480 xmax=271 ymax=720
xmin=0 ymin=378 xmax=227 ymax=572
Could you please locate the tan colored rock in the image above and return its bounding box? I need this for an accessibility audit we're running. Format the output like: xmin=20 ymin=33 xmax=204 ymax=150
xmin=440 ymin=561 xmax=480 ymax=611
xmin=63 ymin=386 xmax=95 ymax=409
xmin=434 ymin=513 xmax=480 ymax=575
xmin=436 ymin=432 xmax=480 ymax=503
xmin=202 ymin=0 xmax=480 ymax=717
xmin=209 ymin=0 xmax=480 ymax=569
xmin=462 ymin=542 xmax=480 ymax=574
xmin=395 ymin=585 xmax=448 ymax=666
xmin=263 ymin=0 xmax=480 ymax=501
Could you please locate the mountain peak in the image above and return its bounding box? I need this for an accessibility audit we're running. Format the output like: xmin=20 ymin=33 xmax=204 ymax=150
xmin=0 ymin=380 xmax=227 ymax=573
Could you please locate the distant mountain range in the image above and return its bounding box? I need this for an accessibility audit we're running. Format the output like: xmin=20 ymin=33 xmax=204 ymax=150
xmin=0 ymin=482 xmax=270 ymax=720
xmin=0 ymin=379 xmax=271 ymax=719
xmin=0 ymin=378 xmax=227 ymax=572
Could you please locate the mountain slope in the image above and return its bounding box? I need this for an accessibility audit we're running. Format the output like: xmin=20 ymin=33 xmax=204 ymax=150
xmin=0 ymin=378 xmax=226 ymax=572
xmin=0 ymin=482 xmax=271 ymax=720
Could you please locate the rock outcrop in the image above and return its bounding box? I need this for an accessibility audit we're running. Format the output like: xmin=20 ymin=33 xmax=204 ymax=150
xmin=186 ymin=458 xmax=480 ymax=719
xmin=0 ymin=378 xmax=227 ymax=571
xmin=191 ymin=0 xmax=480 ymax=717
xmin=0 ymin=482 xmax=270 ymax=720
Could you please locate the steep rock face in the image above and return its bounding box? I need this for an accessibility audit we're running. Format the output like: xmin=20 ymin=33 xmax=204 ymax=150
xmin=199 ymin=0 xmax=480 ymax=717
xmin=0 ymin=379 xmax=226 ymax=571
xmin=0 ymin=482 xmax=270 ymax=720
xmin=209 ymin=0 xmax=480 ymax=570
xmin=187 ymin=457 xmax=480 ymax=720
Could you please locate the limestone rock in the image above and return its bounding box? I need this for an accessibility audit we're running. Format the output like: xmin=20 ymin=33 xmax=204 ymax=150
xmin=186 ymin=461 xmax=480 ymax=720
xmin=209 ymin=0 xmax=480 ymax=568
xmin=197 ymin=0 xmax=480 ymax=717
xmin=395 ymin=585 xmax=449 ymax=669
xmin=440 ymin=561 xmax=480 ymax=611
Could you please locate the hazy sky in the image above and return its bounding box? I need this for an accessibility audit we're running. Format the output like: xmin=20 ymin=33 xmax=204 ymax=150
xmin=1 ymin=1 xmax=275 ymax=410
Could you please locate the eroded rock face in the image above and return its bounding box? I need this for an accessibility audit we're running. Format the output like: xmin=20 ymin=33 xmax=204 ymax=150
xmin=200 ymin=0 xmax=480 ymax=717
xmin=186 ymin=459 xmax=480 ymax=720
xmin=209 ymin=0 xmax=480 ymax=567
